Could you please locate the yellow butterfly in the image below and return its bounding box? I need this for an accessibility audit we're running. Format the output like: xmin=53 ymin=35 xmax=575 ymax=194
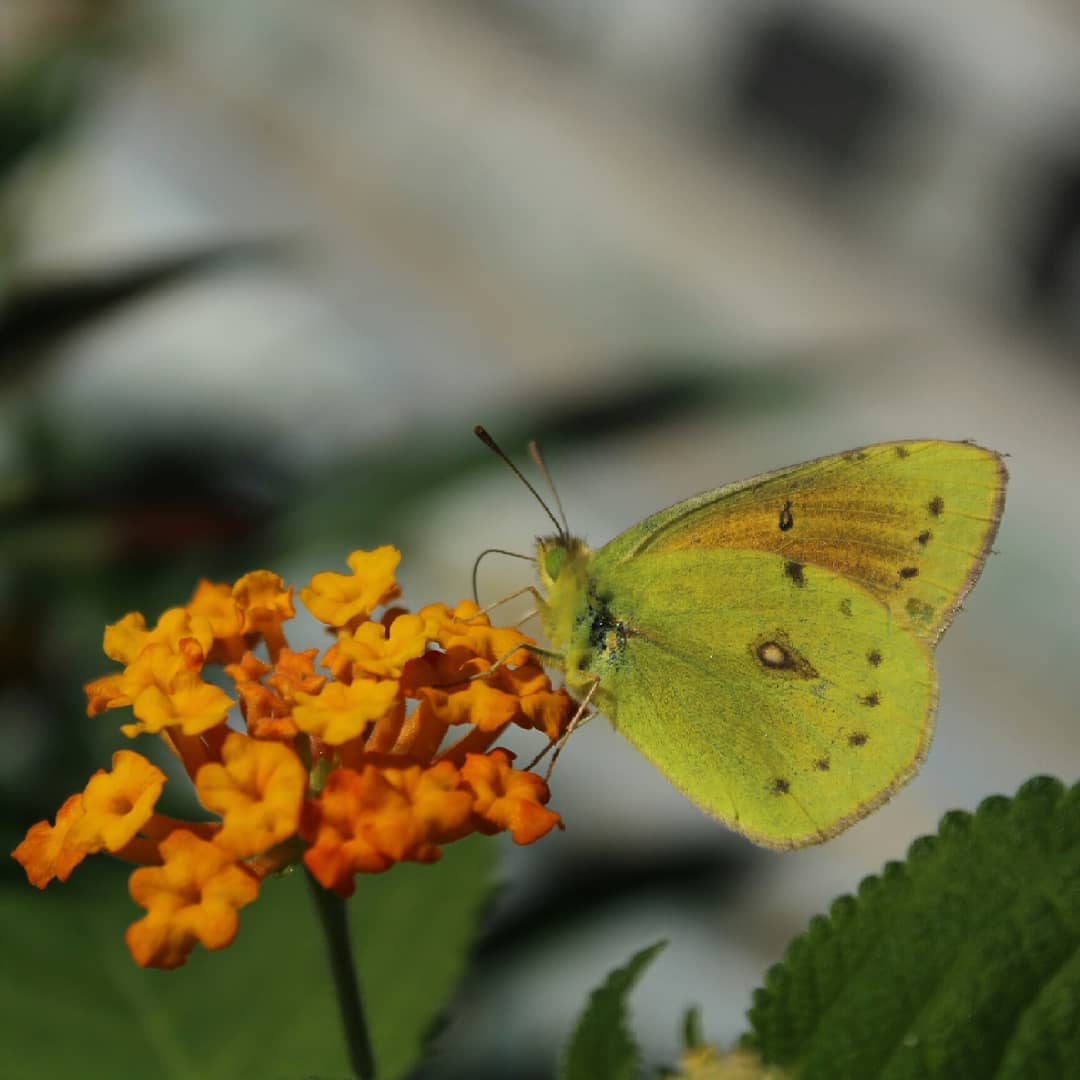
xmin=485 ymin=433 xmax=1007 ymax=850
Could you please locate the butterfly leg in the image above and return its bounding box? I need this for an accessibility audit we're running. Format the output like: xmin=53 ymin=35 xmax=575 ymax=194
xmin=469 ymin=585 xmax=545 ymax=620
xmin=428 ymin=641 xmax=564 ymax=690
xmin=525 ymin=676 xmax=600 ymax=778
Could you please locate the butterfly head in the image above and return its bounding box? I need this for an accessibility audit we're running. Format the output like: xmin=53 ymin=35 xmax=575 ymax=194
xmin=536 ymin=534 xmax=590 ymax=591
xmin=536 ymin=534 xmax=592 ymax=652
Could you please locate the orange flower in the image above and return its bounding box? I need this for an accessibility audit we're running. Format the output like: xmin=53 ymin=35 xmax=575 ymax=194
xmin=126 ymin=830 xmax=259 ymax=969
xmin=462 ymin=749 xmax=562 ymax=844
xmin=233 ymin=571 xmax=294 ymax=658
xmin=225 ymin=649 xmax=321 ymax=740
xmin=491 ymin=662 xmax=575 ymax=741
xmin=12 ymin=794 xmax=90 ymax=888
xmin=266 ymin=647 xmax=326 ymax=701
xmin=196 ymin=732 xmax=307 ymax=856
xmin=14 ymin=545 xmax=575 ymax=968
xmin=301 ymin=759 xmax=474 ymax=896
xmin=84 ymin=672 xmax=128 ymax=716
xmin=409 ymin=653 xmax=524 ymax=732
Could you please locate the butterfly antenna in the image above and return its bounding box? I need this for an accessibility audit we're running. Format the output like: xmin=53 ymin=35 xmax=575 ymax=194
xmin=474 ymin=425 xmax=566 ymax=540
xmin=528 ymin=439 xmax=569 ymax=538
xmin=472 ymin=547 xmax=535 ymax=604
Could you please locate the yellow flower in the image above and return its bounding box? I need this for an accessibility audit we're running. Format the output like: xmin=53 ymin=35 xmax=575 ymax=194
xmin=69 ymin=750 xmax=167 ymax=853
xmin=196 ymin=732 xmax=307 ymax=856
xmin=419 ymin=600 xmax=532 ymax=665
xmin=118 ymin=644 xmax=234 ymax=737
xmin=324 ymin=613 xmax=428 ymax=682
xmin=187 ymin=580 xmax=245 ymax=661
xmin=103 ymin=607 xmax=213 ymax=667
xmin=292 ymin=678 xmax=402 ymax=746
xmin=300 ymin=545 xmax=401 ymax=628
xmin=13 ymin=546 xmax=574 ymax=968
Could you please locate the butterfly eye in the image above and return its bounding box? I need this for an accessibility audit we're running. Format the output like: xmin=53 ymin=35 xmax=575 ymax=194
xmin=542 ymin=544 xmax=567 ymax=581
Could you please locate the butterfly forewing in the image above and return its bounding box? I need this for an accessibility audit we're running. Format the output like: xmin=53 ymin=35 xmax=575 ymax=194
xmin=597 ymin=441 xmax=1006 ymax=645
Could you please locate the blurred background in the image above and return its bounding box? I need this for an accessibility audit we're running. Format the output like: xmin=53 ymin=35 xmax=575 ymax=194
xmin=2 ymin=1 xmax=1079 ymax=1076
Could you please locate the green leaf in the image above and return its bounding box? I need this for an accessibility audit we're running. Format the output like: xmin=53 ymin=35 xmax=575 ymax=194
xmin=0 ymin=836 xmax=495 ymax=1078
xmin=743 ymin=776 xmax=1080 ymax=1079
xmin=561 ymin=941 xmax=667 ymax=1080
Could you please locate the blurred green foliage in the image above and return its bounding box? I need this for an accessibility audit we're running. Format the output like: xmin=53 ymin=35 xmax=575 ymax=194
xmin=0 ymin=835 xmax=496 ymax=1078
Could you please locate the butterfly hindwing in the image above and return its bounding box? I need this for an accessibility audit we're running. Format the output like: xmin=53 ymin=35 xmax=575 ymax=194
xmin=575 ymin=548 xmax=935 ymax=848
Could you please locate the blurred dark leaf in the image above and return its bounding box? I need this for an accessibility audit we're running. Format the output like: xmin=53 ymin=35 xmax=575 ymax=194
xmin=478 ymin=843 xmax=752 ymax=962
xmin=0 ymin=43 xmax=92 ymax=185
xmin=0 ymin=240 xmax=287 ymax=387
xmin=1 ymin=433 xmax=284 ymax=567
xmin=284 ymin=361 xmax=822 ymax=551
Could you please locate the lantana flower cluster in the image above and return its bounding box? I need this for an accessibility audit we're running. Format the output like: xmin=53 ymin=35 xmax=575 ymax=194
xmin=13 ymin=546 xmax=572 ymax=969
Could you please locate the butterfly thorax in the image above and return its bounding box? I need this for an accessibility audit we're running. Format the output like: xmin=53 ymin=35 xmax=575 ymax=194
xmin=536 ymin=534 xmax=625 ymax=705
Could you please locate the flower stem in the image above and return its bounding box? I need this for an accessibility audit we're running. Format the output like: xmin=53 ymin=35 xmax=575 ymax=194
xmin=306 ymin=869 xmax=376 ymax=1079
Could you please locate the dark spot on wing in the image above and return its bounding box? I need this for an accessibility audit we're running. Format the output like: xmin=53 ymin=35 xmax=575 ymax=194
xmin=813 ymin=758 xmax=830 ymax=771
xmin=784 ymin=560 xmax=806 ymax=587
xmin=861 ymin=692 xmax=880 ymax=707
xmin=848 ymin=732 xmax=869 ymax=747
xmin=839 ymin=599 xmax=853 ymax=617
xmin=752 ymin=635 xmax=819 ymax=679
xmin=895 ymin=445 xmax=910 ymax=459
xmin=906 ymin=596 xmax=934 ymax=623
xmin=928 ymin=495 xmax=944 ymax=517
xmin=867 ymin=649 xmax=882 ymax=667
xmin=771 ymin=777 xmax=790 ymax=795
xmin=916 ymin=530 xmax=932 ymax=547
xmin=899 ymin=566 xmax=919 ymax=580
xmin=778 ymin=500 xmax=794 ymax=532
